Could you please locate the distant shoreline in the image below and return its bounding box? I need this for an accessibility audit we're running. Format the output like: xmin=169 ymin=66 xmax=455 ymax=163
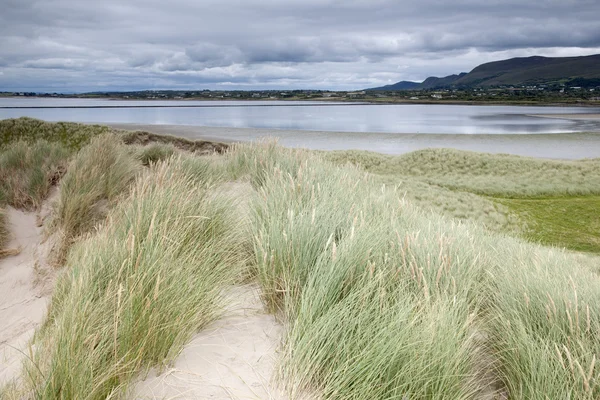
xmin=2 ymin=95 xmax=600 ymax=108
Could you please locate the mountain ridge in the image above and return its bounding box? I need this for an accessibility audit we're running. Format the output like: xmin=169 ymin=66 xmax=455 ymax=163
xmin=367 ymin=54 xmax=600 ymax=90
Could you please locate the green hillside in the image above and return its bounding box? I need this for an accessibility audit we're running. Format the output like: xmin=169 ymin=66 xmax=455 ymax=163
xmin=368 ymin=54 xmax=600 ymax=90
xmin=455 ymin=54 xmax=600 ymax=87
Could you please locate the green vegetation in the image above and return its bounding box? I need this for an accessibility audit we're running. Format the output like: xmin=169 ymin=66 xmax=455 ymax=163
xmin=325 ymin=148 xmax=600 ymax=198
xmin=455 ymin=54 xmax=600 ymax=88
xmin=499 ymin=196 xmax=600 ymax=253
xmin=51 ymin=135 xmax=140 ymax=264
xmin=2 ymin=119 xmax=600 ymax=399
xmin=368 ymin=54 xmax=600 ymax=90
xmin=137 ymin=142 xmax=176 ymax=166
xmin=377 ymin=176 xmax=521 ymax=232
xmin=18 ymin=160 xmax=245 ymax=399
xmin=239 ymin=145 xmax=479 ymax=398
xmin=0 ymin=117 xmax=110 ymax=150
xmin=326 ymin=148 xmax=600 ymax=253
xmin=121 ymin=129 xmax=228 ymax=154
xmin=0 ymin=141 xmax=70 ymax=210
xmin=1 ymin=117 xmax=227 ymax=155
xmin=228 ymin=143 xmax=600 ymax=399
xmin=0 ymin=207 xmax=8 ymax=252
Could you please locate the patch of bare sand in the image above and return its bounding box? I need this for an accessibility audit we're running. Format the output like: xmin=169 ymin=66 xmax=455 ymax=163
xmin=0 ymin=190 xmax=59 ymax=386
xmin=131 ymin=285 xmax=287 ymax=399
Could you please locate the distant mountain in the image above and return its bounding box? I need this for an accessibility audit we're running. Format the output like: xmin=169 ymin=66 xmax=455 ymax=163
xmin=367 ymin=54 xmax=600 ymax=90
xmin=366 ymin=81 xmax=421 ymax=90
xmin=419 ymin=73 xmax=467 ymax=89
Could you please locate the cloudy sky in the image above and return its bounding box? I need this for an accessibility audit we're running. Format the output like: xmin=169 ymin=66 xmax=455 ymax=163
xmin=1 ymin=0 xmax=599 ymax=92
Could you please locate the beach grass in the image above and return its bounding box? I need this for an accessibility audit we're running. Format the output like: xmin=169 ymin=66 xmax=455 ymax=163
xmin=0 ymin=117 xmax=110 ymax=150
xmin=0 ymin=207 xmax=8 ymax=251
xmin=228 ymin=141 xmax=600 ymax=399
xmin=136 ymin=142 xmax=176 ymax=166
xmin=0 ymin=140 xmax=70 ymax=210
xmin=2 ymin=119 xmax=600 ymax=399
xmin=15 ymin=159 xmax=245 ymax=399
xmin=325 ymin=148 xmax=600 ymax=252
xmin=373 ymin=175 xmax=522 ymax=232
xmin=50 ymin=134 xmax=140 ymax=265
xmin=325 ymin=148 xmax=600 ymax=197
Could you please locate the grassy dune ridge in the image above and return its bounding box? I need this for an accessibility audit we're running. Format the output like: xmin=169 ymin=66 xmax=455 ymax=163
xmin=1 ymin=119 xmax=600 ymax=398
xmin=325 ymin=148 xmax=600 ymax=253
xmin=0 ymin=117 xmax=111 ymax=150
xmin=244 ymin=146 xmax=482 ymax=397
xmin=0 ymin=141 xmax=70 ymax=210
xmin=50 ymin=134 xmax=140 ymax=264
xmin=234 ymin=143 xmax=600 ymax=398
xmin=19 ymin=159 xmax=246 ymax=399
xmin=324 ymin=148 xmax=600 ymax=197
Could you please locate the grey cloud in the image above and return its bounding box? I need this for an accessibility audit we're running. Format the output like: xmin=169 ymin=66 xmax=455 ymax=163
xmin=1 ymin=0 xmax=599 ymax=91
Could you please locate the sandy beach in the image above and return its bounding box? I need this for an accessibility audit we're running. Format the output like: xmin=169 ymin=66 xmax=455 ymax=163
xmin=105 ymin=123 xmax=600 ymax=160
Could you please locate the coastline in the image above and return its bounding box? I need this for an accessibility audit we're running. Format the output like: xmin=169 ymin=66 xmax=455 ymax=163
xmin=4 ymin=95 xmax=600 ymax=108
xmin=104 ymin=123 xmax=600 ymax=160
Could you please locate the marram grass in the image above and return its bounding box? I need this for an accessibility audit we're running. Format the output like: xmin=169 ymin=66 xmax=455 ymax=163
xmin=0 ymin=117 xmax=110 ymax=150
xmin=227 ymin=141 xmax=600 ymax=399
xmin=12 ymin=159 xmax=246 ymax=399
xmin=51 ymin=134 xmax=140 ymax=264
xmin=324 ymin=147 xmax=600 ymax=197
xmin=326 ymin=147 xmax=600 ymax=252
xmin=0 ymin=206 xmax=9 ymax=252
xmin=0 ymin=140 xmax=70 ymax=210
xmin=136 ymin=142 xmax=177 ymax=166
xmin=2 ymin=121 xmax=600 ymax=399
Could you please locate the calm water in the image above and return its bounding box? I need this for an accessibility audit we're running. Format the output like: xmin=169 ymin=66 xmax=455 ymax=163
xmin=2 ymin=98 xmax=600 ymax=134
xmin=2 ymin=98 xmax=600 ymax=159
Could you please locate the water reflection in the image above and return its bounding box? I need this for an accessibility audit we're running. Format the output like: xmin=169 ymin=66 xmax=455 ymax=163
xmin=1 ymin=99 xmax=600 ymax=135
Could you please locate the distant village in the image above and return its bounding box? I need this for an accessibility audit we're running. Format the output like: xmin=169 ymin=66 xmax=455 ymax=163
xmin=3 ymin=85 xmax=600 ymax=103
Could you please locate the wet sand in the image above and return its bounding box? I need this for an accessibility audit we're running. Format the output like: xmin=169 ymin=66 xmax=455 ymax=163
xmin=106 ymin=123 xmax=600 ymax=160
xmin=529 ymin=113 xmax=600 ymax=120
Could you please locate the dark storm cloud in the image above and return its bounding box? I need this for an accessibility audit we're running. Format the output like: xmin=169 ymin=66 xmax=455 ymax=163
xmin=1 ymin=0 xmax=599 ymax=91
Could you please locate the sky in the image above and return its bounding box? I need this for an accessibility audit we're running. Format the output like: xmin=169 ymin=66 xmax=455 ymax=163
xmin=1 ymin=0 xmax=599 ymax=92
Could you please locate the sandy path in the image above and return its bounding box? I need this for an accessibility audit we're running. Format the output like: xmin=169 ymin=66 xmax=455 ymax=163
xmin=0 ymin=207 xmax=52 ymax=385
xmin=131 ymin=285 xmax=287 ymax=400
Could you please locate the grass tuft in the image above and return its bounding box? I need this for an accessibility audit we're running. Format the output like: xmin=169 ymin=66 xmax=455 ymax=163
xmin=137 ymin=143 xmax=176 ymax=166
xmin=0 ymin=140 xmax=70 ymax=210
xmin=51 ymin=134 xmax=140 ymax=265
xmin=19 ymin=158 xmax=246 ymax=399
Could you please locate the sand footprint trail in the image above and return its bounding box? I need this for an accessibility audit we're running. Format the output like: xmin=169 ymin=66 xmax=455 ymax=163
xmin=132 ymin=285 xmax=287 ymax=400
xmin=0 ymin=207 xmax=52 ymax=385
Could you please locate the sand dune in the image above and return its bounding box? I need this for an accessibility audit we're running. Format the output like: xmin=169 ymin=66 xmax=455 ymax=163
xmin=132 ymin=285 xmax=287 ymax=400
xmin=0 ymin=196 xmax=57 ymax=386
